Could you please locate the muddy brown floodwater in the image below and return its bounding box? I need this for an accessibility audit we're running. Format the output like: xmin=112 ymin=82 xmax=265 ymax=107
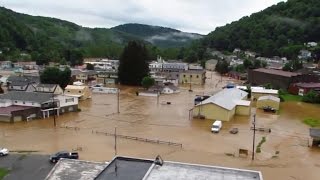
xmin=1 ymin=71 xmax=320 ymax=180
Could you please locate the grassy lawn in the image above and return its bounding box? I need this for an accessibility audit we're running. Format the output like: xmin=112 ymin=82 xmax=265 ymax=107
xmin=0 ymin=168 xmax=9 ymax=180
xmin=303 ymin=118 xmax=320 ymax=127
xmin=280 ymin=94 xmax=303 ymax=102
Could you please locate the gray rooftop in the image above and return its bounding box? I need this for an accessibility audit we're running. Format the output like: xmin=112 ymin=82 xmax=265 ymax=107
xmin=0 ymin=91 xmax=52 ymax=103
xmin=144 ymin=161 xmax=262 ymax=180
xmin=36 ymin=84 xmax=58 ymax=88
xmin=310 ymin=128 xmax=320 ymax=138
xmin=198 ymin=88 xmax=248 ymax=110
xmin=7 ymin=75 xmax=40 ymax=84
xmin=95 ymin=157 xmax=153 ymax=180
xmin=45 ymin=159 xmax=107 ymax=180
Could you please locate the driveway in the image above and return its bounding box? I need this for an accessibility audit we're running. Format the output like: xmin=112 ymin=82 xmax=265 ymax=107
xmin=0 ymin=154 xmax=54 ymax=180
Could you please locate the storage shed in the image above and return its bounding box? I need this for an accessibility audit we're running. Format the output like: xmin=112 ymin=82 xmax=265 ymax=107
xmin=256 ymin=96 xmax=280 ymax=110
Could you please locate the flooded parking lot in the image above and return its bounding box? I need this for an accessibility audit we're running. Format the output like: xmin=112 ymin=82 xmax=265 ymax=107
xmin=1 ymin=72 xmax=320 ymax=180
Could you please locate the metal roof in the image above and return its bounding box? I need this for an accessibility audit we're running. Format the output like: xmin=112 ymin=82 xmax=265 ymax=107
xmin=0 ymin=91 xmax=52 ymax=103
xmin=310 ymin=128 xmax=320 ymax=138
xmin=252 ymin=89 xmax=278 ymax=94
xmin=197 ymin=88 xmax=248 ymax=110
xmin=258 ymin=95 xmax=280 ymax=102
xmin=253 ymin=68 xmax=300 ymax=77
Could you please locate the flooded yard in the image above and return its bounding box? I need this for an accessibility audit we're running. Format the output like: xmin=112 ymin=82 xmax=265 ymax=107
xmin=1 ymin=72 xmax=320 ymax=180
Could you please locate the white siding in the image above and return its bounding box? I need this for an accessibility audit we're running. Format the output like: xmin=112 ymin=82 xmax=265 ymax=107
xmin=12 ymin=100 xmax=41 ymax=107
xmin=0 ymin=100 xmax=13 ymax=107
xmin=56 ymin=95 xmax=79 ymax=108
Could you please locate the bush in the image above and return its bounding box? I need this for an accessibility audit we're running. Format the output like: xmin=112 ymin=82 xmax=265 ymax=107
xmin=302 ymin=90 xmax=320 ymax=104
xmin=303 ymin=118 xmax=320 ymax=127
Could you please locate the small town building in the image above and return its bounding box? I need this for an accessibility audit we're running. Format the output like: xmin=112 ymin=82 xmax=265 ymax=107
xmin=179 ymin=70 xmax=206 ymax=85
xmin=248 ymin=68 xmax=319 ymax=90
xmin=288 ymin=82 xmax=320 ymax=96
xmin=0 ymin=91 xmax=78 ymax=122
xmin=251 ymin=88 xmax=278 ymax=101
xmin=256 ymin=96 xmax=280 ymax=110
xmin=7 ymin=75 xmax=40 ymax=91
xmin=228 ymin=71 xmax=247 ymax=80
xmin=64 ymin=85 xmax=92 ymax=100
xmin=149 ymin=83 xmax=179 ymax=95
xmin=192 ymin=88 xmax=251 ymax=121
xmin=46 ymin=156 xmax=263 ymax=180
xmin=95 ymin=70 xmax=118 ymax=85
xmin=34 ymin=84 xmax=64 ymax=95
xmin=309 ymin=128 xmax=320 ymax=147
xmin=71 ymin=69 xmax=97 ymax=84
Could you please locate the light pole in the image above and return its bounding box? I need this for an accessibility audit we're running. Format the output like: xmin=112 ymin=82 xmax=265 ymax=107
xmin=117 ymin=88 xmax=120 ymax=113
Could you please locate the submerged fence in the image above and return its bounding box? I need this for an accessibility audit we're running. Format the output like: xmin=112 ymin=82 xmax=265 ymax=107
xmin=60 ymin=126 xmax=182 ymax=148
xmin=92 ymin=130 xmax=183 ymax=148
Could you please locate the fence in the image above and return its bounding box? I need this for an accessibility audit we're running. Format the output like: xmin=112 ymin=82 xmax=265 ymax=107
xmin=93 ymin=130 xmax=183 ymax=148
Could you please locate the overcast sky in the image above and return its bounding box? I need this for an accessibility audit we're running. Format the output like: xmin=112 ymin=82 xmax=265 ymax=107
xmin=0 ymin=0 xmax=285 ymax=34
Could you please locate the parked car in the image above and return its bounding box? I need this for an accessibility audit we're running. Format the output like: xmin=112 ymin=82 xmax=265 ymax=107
xmin=263 ymin=106 xmax=276 ymax=113
xmin=211 ymin=120 xmax=222 ymax=133
xmin=0 ymin=147 xmax=9 ymax=156
xmin=49 ymin=151 xmax=79 ymax=163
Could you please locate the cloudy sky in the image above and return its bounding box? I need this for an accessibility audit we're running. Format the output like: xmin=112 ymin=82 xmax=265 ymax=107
xmin=0 ymin=0 xmax=285 ymax=34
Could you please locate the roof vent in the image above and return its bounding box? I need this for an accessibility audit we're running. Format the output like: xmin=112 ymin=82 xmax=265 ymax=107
xmin=154 ymin=155 xmax=164 ymax=166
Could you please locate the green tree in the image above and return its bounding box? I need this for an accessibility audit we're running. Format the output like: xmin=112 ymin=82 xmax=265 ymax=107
xmin=235 ymin=64 xmax=245 ymax=73
xmin=86 ymin=63 xmax=94 ymax=70
xmin=64 ymin=49 xmax=84 ymax=66
xmin=215 ymin=60 xmax=230 ymax=74
xmin=118 ymin=41 xmax=150 ymax=85
xmin=141 ymin=76 xmax=155 ymax=89
xmin=243 ymin=58 xmax=253 ymax=69
xmin=302 ymin=90 xmax=320 ymax=103
xmin=40 ymin=67 xmax=71 ymax=89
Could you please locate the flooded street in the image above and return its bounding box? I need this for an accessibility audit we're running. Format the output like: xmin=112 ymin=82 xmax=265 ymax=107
xmin=1 ymin=72 xmax=320 ymax=180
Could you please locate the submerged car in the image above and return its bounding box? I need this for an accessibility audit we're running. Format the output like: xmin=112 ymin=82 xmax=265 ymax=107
xmin=0 ymin=148 xmax=9 ymax=156
xmin=263 ymin=106 xmax=276 ymax=113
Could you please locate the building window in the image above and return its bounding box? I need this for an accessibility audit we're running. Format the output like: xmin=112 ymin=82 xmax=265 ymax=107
xmin=14 ymin=101 xmax=17 ymax=103
xmin=183 ymin=75 xmax=186 ymax=78
xmin=196 ymin=75 xmax=199 ymax=78
xmin=21 ymin=86 xmax=23 ymax=90
xmin=23 ymin=101 xmax=25 ymax=104
xmin=67 ymin=90 xmax=70 ymax=92
xmin=79 ymin=91 xmax=82 ymax=93
xmin=190 ymin=75 xmax=193 ymax=78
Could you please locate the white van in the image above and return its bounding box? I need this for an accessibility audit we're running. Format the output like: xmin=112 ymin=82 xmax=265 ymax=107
xmin=211 ymin=120 xmax=222 ymax=133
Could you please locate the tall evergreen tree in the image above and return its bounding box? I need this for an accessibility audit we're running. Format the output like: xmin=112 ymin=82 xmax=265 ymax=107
xmin=118 ymin=41 xmax=150 ymax=85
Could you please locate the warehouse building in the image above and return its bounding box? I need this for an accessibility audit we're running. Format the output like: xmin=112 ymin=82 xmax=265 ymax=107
xmin=192 ymin=88 xmax=251 ymax=121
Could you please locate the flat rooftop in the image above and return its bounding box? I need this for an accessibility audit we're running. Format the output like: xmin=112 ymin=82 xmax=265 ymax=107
xmin=95 ymin=157 xmax=154 ymax=180
xmin=45 ymin=159 xmax=107 ymax=180
xmin=144 ymin=161 xmax=262 ymax=180
xmin=253 ymin=68 xmax=300 ymax=77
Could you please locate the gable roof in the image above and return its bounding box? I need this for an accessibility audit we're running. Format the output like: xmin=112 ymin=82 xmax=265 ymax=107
xmin=197 ymin=88 xmax=248 ymax=110
xmin=36 ymin=84 xmax=58 ymax=88
xmin=258 ymin=95 xmax=280 ymax=102
xmin=0 ymin=91 xmax=52 ymax=103
xmin=7 ymin=75 xmax=40 ymax=84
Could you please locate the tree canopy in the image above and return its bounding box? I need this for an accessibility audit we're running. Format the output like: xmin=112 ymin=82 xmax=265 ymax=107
xmin=118 ymin=41 xmax=150 ymax=85
xmin=141 ymin=76 xmax=155 ymax=89
xmin=40 ymin=67 xmax=71 ymax=89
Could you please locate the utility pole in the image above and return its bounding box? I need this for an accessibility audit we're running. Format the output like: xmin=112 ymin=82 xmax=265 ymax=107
xmin=189 ymin=76 xmax=192 ymax=92
xmin=117 ymin=88 xmax=120 ymax=113
xmin=157 ymin=91 xmax=159 ymax=105
xmin=252 ymin=114 xmax=256 ymax=160
xmin=52 ymin=93 xmax=56 ymax=127
xmin=114 ymin=127 xmax=118 ymax=176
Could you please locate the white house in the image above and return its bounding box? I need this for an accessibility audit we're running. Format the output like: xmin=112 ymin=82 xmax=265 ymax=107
xmin=34 ymin=84 xmax=64 ymax=95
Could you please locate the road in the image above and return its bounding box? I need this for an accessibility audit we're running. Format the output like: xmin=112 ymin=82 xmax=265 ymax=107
xmin=0 ymin=154 xmax=54 ymax=180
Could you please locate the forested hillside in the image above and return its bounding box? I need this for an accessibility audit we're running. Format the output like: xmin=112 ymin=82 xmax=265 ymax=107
xmin=199 ymin=0 xmax=320 ymax=59
xmin=0 ymin=7 xmax=199 ymax=64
